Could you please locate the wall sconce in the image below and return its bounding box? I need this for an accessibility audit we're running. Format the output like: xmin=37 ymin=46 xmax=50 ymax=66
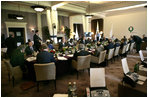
xmin=32 ymin=28 xmax=35 ymax=33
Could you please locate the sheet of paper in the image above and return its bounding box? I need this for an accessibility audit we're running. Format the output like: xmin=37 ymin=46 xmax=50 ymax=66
xmin=139 ymin=65 xmax=147 ymax=71
xmin=90 ymin=68 xmax=106 ymax=87
xmin=138 ymin=75 xmax=147 ymax=81
xmin=26 ymin=57 xmax=36 ymax=62
xmin=57 ymin=57 xmax=67 ymax=60
xmin=137 ymin=80 xmax=144 ymax=85
xmin=53 ymin=94 xmax=68 ymax=97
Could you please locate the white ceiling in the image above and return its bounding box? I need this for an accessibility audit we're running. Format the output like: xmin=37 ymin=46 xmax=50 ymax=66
xmin=1 ymin=1 xmax=147 ymax=17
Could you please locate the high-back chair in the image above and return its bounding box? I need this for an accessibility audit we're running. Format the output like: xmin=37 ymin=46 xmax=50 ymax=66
xmin=91 ymin=50 xmax=107 ymax=65
xmin=3 ymin=59 xmax=22 ymax=87
xmin=34 ymin=63 xmax=56 ymax=91
xmin=129 ymin=42 xmax=135 ymax=54
xmin=120 ymin=45 xmax=127 ymax=57
xmin=72 ymin=55 xmax=91 ymax=79
xmin=106 ymin=48 xmax=115 ymax=65
xmin=126 ymin=43 xmax=130 ymax=53
xmin=114 ymin=46 xmax=120 ymax=57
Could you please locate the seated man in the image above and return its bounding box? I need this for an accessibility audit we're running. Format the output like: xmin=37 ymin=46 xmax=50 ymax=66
xmin=37 ymin=43 xmax=55 ymax=63
xmin=114 ymin=38 xmax=121 ymax=47
xmin=93 ymin=42 xmax=104 ymax=57
xmin=47 ymin=40 xmax=54 ymax=50
xmin=120 ymin=39 xmax=127 ymax=50
xmin=25 ymin=41 xmax=34 ymax=56
xmin=104 ymin=39 xmax=114 ymax=54
xmin=73 ymin=45 xmax=90 ymax=60
xmin=10 ymin=45 xmax=27 ymax=75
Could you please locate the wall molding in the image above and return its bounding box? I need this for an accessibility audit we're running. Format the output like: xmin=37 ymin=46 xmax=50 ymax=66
xmin=5 ymin=22 xmax=28 ymax=42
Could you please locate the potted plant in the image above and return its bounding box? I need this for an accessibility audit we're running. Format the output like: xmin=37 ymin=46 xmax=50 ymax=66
xmin=64 ymin=26 xmax=71 ymax=39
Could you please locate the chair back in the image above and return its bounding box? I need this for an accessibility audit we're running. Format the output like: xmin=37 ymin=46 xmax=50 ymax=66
xmin=126 ymin=43 xmax=130 ymax=52
xmin=121 ymin=45 xmax=127 ymax=54
xmin=34 ymin=63 xmax=56 ymax=81
xmin=3 ymin=59 xmax=22 ymax=78
xmin=139 ymin=50 xmax=144 ymax=61
xmin=3 ymin=59 xmax=13 ymax=75
xmin=114 ymin=46 xmax=120 ymax=56
xmin=107 ymin=48 xmax=114 ymax=60
xmin=77 ymin=55 xmax=91 ymax=70
xmin=98 ymin=50 xmax=107 ymax=64
xmin=121 ymin=58 xmax=129 ymax=74
xmin=130 ymin=42 xmax=135 ymax=51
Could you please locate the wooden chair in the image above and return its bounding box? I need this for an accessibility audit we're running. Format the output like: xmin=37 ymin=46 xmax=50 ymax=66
xmin=72 ymin=55 xmax=91 ymax=79
xmin=34 ymin=63 xmax=56 ymax=91
xmin=3 ymin=59 xmax=22 ymax=87
xmin=91 ymin=50 xmax=107 ymax=65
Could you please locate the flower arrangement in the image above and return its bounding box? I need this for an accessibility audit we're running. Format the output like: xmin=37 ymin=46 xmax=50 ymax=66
xmin=49 ymin=49 xmax=55 ymax=54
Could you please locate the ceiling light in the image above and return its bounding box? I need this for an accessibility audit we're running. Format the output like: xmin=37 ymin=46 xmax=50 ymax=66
xmin=16 ymin=15 xmax=23 ymax=20
xmin=31 ymin=5 xmax=46 ymax=12
xmin=85 ymin=15 xmax=94 ymax=18
xmin=16 ymin=4 xmax=23 ymax=20
xmin=85 ymin=1 xmax=93 ymax=18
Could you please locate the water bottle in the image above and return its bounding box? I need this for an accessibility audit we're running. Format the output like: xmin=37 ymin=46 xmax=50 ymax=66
xmin=68 ymin=82 xmax=72 ymax=97
xmin=134 ymin=63 xmax=139 ymax=72
xmin=72 ymin=82 xmax=77 ymax=97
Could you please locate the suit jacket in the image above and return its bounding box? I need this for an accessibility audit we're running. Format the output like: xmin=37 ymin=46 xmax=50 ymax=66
xmin=114 ymin=42 xmax=121 ymax=47
xmin=73 ymin=50 xmax=90 ymax=60
xmin=33 ymin=34 xmax=41 ymax=46
xmin=5 ymin=36 xmax=17 ymax=58
xmin=37 ymin=51 xmax=55 ymax=63
xmin=25 ymin=46 xmax=34 ymax=56
xmin=104 ymin=43 xmax=114 ymax=54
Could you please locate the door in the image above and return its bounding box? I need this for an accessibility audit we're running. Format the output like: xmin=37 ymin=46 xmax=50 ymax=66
xmin=8 ymin=28 xmax=25 ymax=46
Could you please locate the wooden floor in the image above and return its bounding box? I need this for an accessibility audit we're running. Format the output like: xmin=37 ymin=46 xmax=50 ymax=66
xmin=1 ymin=50 xmax=147 ymax=97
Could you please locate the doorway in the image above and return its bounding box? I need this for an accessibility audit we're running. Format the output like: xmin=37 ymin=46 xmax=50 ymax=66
xmin=8 ymin=28 xmax=25 ymax=46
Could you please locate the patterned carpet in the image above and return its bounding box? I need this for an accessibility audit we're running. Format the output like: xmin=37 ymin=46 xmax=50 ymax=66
xmin=1 ymin=51 xmax=146 ymax=97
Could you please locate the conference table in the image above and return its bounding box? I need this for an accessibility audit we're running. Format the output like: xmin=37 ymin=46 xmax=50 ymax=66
xmin=118 ymin=65 xmax=147 ymax=97
xmin=25 ymin=53 xmax=74 ymax=81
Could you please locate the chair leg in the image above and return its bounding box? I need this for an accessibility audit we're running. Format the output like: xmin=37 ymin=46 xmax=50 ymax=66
xmin=77 ymin=71 xmax=79 ymax=80
xmin=37 ymin=82 xmax=39 ymax=92
xmin=87 ymin=69 xmax=90 ymax=76
xmin=8 ymin=73 xmax=10 ymax=81
xmin=54 ymin=80 xmax=56 ymax=90
xmin=12 ymin=76 xmax=14 ymax=87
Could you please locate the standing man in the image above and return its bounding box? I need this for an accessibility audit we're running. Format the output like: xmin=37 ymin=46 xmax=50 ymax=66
xmin=33 ymin=30 xmax=42 ymax=52
xmin=5 ymin=32 xmax=17 ymax=58
xmin=133 ymin=35 xmax=142 ymax=53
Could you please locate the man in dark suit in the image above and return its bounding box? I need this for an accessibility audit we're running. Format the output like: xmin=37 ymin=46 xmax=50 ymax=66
xmin=104 ymin=39 xmax=114 ymax=54
xmin=133 ymin=35 xmax=142 ymax=53
xmin=114 ymin=39 xmax=121 ymax=47
xmin=5 ymin=32 xmax=17 ymax=58
xmin=73 ymin=46 xmax=90 ymax=60
xmin=25 ymin=41 xmax=34 ymax=56
xmin=58 ymin=37 xmax=68 ymax=51
xmin=36 ymin=44 xmax=55 ymax=63
xmin=10 ymin=45 xmax=26 ymax=73
xmin=33 ymin=30 xmax=42 ymax=52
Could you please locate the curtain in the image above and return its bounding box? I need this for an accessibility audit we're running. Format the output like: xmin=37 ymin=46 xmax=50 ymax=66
xmin=73 ymin=24 xmax=84 ymax=39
